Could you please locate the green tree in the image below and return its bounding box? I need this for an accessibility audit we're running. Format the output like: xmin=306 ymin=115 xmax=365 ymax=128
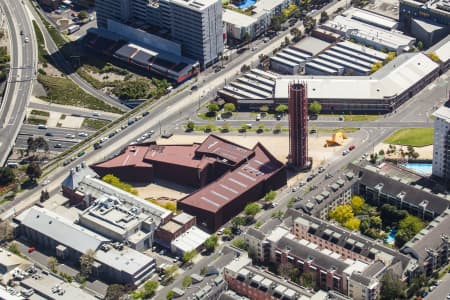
xmin=380 ymin=271 xmax=406 ymax=300
xmin=278 ymin=263 xmax=300 ymax=283
xmin=186 ymin=120 xmax=195 ymax=131
xmin=344 ymin=217 xmax=361 ymax=230
xmin=395 ymin=215 xmax=425 ymax=248
xmin=102 ymin=174 xmax=137 ymax=195
xmin=264 ymin=190 xmax=277 ymax=202
xmin=259 ymin=105 xmax=269 ymax=113
xmin=232 ymin=238 xmax=248 ymax=250
xmin=182 ymin=250 xmax=197 ymax=264
xmin=207 ymin=103 xmax=219 ymax=114
xmin=166 ymin=290 xmax=175 ymax=300
xmin=204 ymin=235 xmax=218 ymax=251
xmin=182 ymin=276 xmax=192 ymax=288
xmin=8 ymin=242 xmax=20 ymax=255
xmin=351 ymin=196 xmax=365 ymax=215
xmin=164 ymin=264 xmax=178 ymax=281
xmin=221 ymin=122 xmax=230 ymax=132
xmin=271 ymin=15 xmax=283 ymax=31
xmin=80 ymin=249 xmax=96 ymax=277
xmin=309 ymin=101 xmax=322 ymax=115
xmin=0 ymin=167 xmax=15 ymax=186
xmin=385 ymin=52 xmax=396 ymax=63
xmin=428 ymin=52 xmax=440 ymax=62
xmin=380 ymin=204 xmax=408 ymax=227
xmin=275 ymin=104 xmax=288 ymax=114
xmin=244 ymin=202 xmax=261 ymax=216
xmin=416 ymin=40 xmax=423 ymax=50
xmin=78 ymin=10 xmax=88 ymax=20
xmin=370 ymin=61 xmax=383 ymax=73
xmin=224 ymin=103 xmax=236 ymax=113
xmin=26 ymin=162 xmax=42 ymax=181
xmin=224 ymin=228 xmax=232 ymax=236
xmin=290 ymin=27 xmax=302 ymax=38
xmin=105 ymin=284 xmax=127 ymax=300
xmin=48 ymin=256 xmax=59 ymax=273
xmin=319 ymin=11 xmax=329 ymax=23
xmin=142 ymin=280 xmax=159 ymax=298
xmin=231 ymin=216 xmax=245 ymax=229
xmin=299 ymin=271 xmax=317 ymax=289
xmin=329 ymin=204 xmax=354 ymax=224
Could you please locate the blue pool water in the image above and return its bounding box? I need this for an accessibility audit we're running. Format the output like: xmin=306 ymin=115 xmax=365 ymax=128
xmin=235 ymin=0 xmax=256 ymax=9
xmin=385 ymin=228 xmax=396 ymax=244
xmin=404 ymin=163 xmax=432 ymax=175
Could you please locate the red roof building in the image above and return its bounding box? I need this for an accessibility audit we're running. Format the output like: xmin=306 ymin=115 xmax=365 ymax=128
xmin=91 ymin=135 xmax=286 ymax=232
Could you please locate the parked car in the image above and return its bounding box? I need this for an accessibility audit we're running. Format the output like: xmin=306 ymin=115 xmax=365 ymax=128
xmin=342 ymin=150 xmax=349 ymax=156
xmin=348 ymin=145 xmax=356 ymax=151
xmin=54 ymin=144 xmax=62 ymax=148
xmin=45 ymin=132 xmax=53 ymax=136
xmin=28 ymin=247 xmax=36 ymax=253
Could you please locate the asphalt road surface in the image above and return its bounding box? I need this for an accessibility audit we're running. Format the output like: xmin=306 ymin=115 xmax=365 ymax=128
xmin=0 ymin=0 xmax=36 ymax=165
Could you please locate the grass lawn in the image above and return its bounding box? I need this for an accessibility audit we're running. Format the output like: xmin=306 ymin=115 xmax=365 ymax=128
xmin=344 ymin=115 xmax=379 ymax=121
xmin=37 ymin=74 xmax=123 ymax=114
xmin=32 ymin=20 xmax=47 ymax=64
xmin=27 ymin=117 xmax=47 ymax=125
xmin=30 ymin=109 xmax=50 ymax=117
xmin=384 ymin=128 xmax=434 ymax=147
xmin=82 ymin=118 xmax=111 ymax=130
xmin=318 ymin=127 xmax=360 ymax=133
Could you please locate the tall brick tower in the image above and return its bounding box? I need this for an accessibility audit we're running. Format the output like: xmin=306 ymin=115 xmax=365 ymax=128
xmin=288 ymin=82 xmax=308 ymax=169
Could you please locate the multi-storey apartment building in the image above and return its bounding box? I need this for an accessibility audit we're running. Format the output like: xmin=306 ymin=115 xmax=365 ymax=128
xmin=95 ymin=0 xmax=224 ymax=67
xmin=432 ymin=100 xmax=450 ymax=184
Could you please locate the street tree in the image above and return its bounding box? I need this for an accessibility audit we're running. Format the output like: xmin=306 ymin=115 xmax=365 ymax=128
xmin=186 ymin=120 xmax=195 ymax=132
xmin=224 ymin=228 xmax=232 ymax=236
xmin=416 ymin=40 xmax=423 ymax=50
xmin=78 ymin=10 xmax=88 ymax=20
xmin=244 ymin=202 xmax=261 ymax=217
xmin=259 ymin=105 xmax=270 ymax=113
xmin=80 ymin=249 xmax=96 ymax=277
xmin=319 ymin=11 xmax=329 ymax=23
xmin=223 ymin=103 xmax=236 ymax=113
xmin=350 ymin=196 xmax=365 ymax=214
xmin=231 ymin=216 xmax=245 ymax=229
xmin=105 ymin=284 xmax=127 ymax=300
xmin=182 ymin=276 xmax=192 ymax=288
xmin=182 ymin=249 xmax=197 ymax=264
xmin=309 ymin=101 xmax=322 ymax=115
xmin=264 ymin=190 xmax=277 ymax=202
xmin=278 ymin=263 xmax=300 ymax=283
xmin=47 ymin=257 xmax=59 ymax=273
xmin=166 ymin=290 xmax=175 ymax=300
xmin=0 ymin=167 xmax=15 ymax=186
xmin=207 ymin=103 xmax=219 ymax=114
xmin=204 ymin=234 xmax=218 ymax=251
xmin=275 ymin=104 xmax=288 ymax=114
xmin=26 ymin=162 xmax=42 ymax=181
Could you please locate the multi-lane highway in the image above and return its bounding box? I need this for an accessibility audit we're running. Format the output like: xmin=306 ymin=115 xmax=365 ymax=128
xmin=15 ymin=124 xmax=95 ymax=152
xmin=28 ymin=101 xmax=120 ymax=121
xmin=0 ymin=0 xmax=36 ymax=166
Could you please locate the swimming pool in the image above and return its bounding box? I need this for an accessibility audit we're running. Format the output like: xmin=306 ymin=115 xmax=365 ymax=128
xmin=235 ymin=0 xmax=256 ymax=9
xmin=404 ymin=163 xmax=432 ymax=175
xmin=384 ymin=228 xmax=396 ymax=244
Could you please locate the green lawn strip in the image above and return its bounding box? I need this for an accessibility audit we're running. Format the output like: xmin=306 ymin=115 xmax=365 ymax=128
xmin=32 ymin=20 xmax=47 ymax=64
xmin=37 ymin=74 xmax=123 ymax=114
xmin=27 ymin=117 xmax=47 ymax=125
xmin=197 ymin=113 xmax=217 ymax=120
xmin=344 ymin=115 xmax=379 ymax=121
xmin=30 ymin=109 xmax=50 ymax=117
xmin=317 ymin=127 xmax=360 ymax=133
xmin=82 ymin=118 xmax=111 ymax=131
xmin=384 ymin=128 xmax=434 ymax=147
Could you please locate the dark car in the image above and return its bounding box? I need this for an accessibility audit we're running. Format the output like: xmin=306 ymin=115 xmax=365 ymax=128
xmin=142 ymin=111 xmax=150 ymax=117
xmin=45 ymin=132 xmax=53 ymax=136
xmin=54 ymin=143 xmax=62 ymax=148
xmin=93 ymin=142 xmax=102 ymax=150
xmin=77 ymin=151 xmax=85 ymax=157
xmin=190 ymin=85 xmax=198 ymax=91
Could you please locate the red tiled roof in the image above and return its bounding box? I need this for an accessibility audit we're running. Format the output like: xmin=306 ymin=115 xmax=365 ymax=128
xmin=143 ymin=144 xmax=212 ymax=169
xmin=195 ymin=135 xmax=253 ymax=165
xmin=180 ymin=143 xmax=284 ymax=212
xmin=94 ymin=145 xmax=153 ymax=169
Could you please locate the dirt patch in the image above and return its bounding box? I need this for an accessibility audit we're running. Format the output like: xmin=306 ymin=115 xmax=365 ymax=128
xmin=87 ymin=69 xmax=126 ymax=83
xmin=374 ymin=143 xmax=433 ymax=160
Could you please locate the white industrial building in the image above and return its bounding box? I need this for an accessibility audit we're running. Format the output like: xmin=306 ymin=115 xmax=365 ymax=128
xmin=323 ymin=15 xmax=416 ymax=53
xmin=342 ymin=7 xmax=399 ymax=30
xmin=270 ymin=47 xmax=312 ymax=75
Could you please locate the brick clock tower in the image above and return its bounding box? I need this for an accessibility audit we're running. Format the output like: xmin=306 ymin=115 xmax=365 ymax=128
xmin=288 ymin=82 xmax=309 ymax=169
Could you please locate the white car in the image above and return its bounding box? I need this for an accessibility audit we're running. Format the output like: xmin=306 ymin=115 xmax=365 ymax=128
xmin=78 ymin=132 xmax=88 ymax=137
xmin=100 ymin=137 xmax=108 ymax=143
xmin=65 ymin=133 xmax=75 ymax=139
xmin=24 ymin=37 xmax=29 ymax=43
